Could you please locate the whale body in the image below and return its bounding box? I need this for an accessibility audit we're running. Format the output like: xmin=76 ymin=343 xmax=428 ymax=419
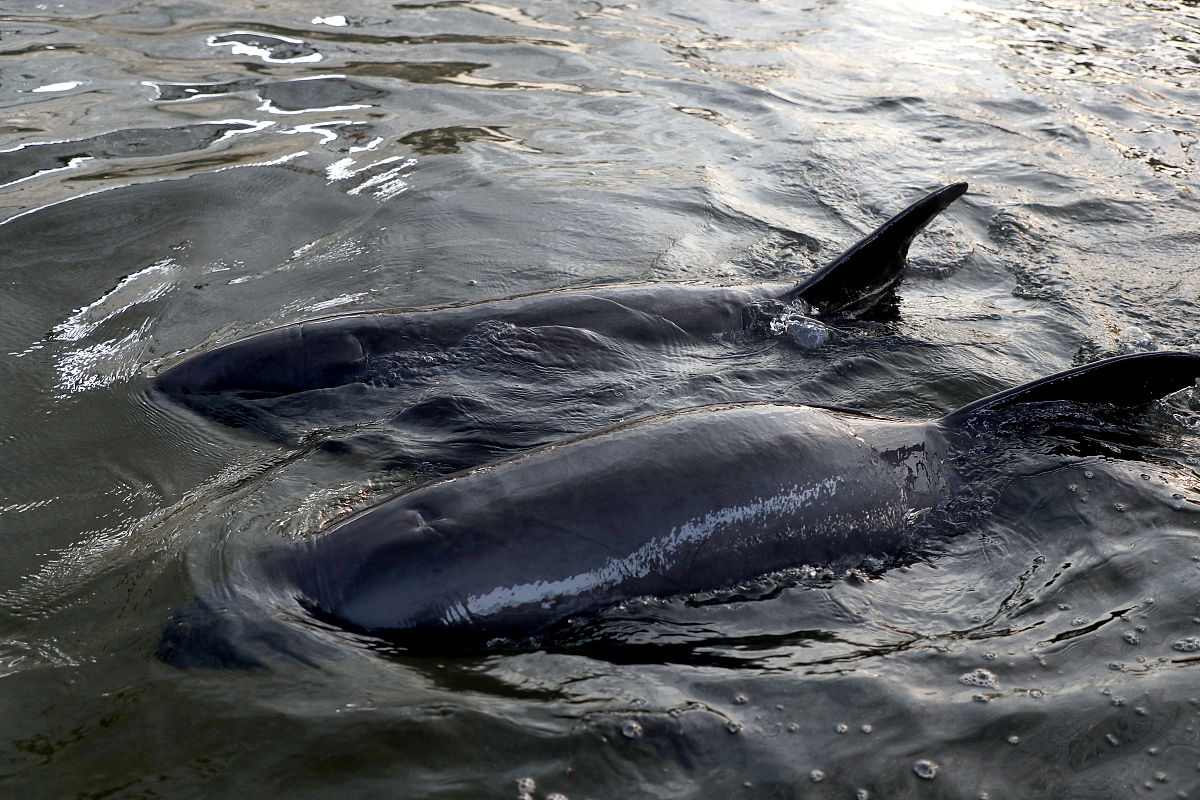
xmin=159 ymin=351 xmax=1200 ymax=663
xmin=153 ymin=183 xmax=968 ymax=460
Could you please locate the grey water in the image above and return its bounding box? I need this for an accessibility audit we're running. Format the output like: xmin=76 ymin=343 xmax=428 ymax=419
xmin=2 ymin=0 xmax=1200 ymax=797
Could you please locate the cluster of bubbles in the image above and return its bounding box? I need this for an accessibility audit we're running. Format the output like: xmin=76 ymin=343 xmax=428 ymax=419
xmin=958 ymin=668 xmax=1000 ymax=689
xmin=516 ymin=777 xmax=567 ymax=800
xmin=807 ymin=768 xmax=873 ymax=798
xmin=739 ymin=297 xmax=833 ymax=349
xmin=1171 ymin=636 xmax=1200 ymax=652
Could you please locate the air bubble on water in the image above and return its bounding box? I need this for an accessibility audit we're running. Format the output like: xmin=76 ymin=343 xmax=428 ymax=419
xmin=973 ymin=694 xmax=990 ymax=703
xmin=860 ymin=724 xmax=873 ymax=734
xmin=959 ymin=668 xmax=999 ymax=689
xmin=1173 ymin=636 xmax=1200 ymax=652
xmin=547 ymin=794 xmax=569 ymax=800
xmin=1085 ymin=470 xmax=1095 ymax=479
xmin=733 ymin=693 xmax=748 ymax=705
xmin=836 ymin=723 xmax=849 ymax=734
xmin=1068 ymin=483 xmax=1078 ymax=493
xmin=1149 ymin=747 xmax=1160 ymax=756
xmin=1136 ymin=707 xmax=1149 ymax=717
xmin=1071 ymin=616 xmax=1089 ymax=626
xmin=1007 ymin=735 xmax=1020 ymax=745
xmin=913 ymin=759 xmax=939 ymax=780
xmin=983 ymin=651 xmax=997 ymax=660
xmin=809 ymin=769 xmax=825 ymax=783
xmin=784 ymin=319 xmax=830 ymax=348
xmin=787 ymin=723 xmax=800 ymax=733
xmin=1114 ymin=503 xmax=1126 ymax=512
xmin=1107 ymin=733 xmax=1120 ymax=746
xmin=1124 ymin=632 xmax=1141 ymax=645
xmin=726 ymin=721 xmax=743 ymax=734
xmin=1156 ymin=772 xmax=1169 ymax=783
xmin=621 ymin=721 xmax=643 ymax=739
xmin=1112 ymin=696 xmax=1126 ymax=707
xmin=517 ymin=777 xmax=536 ymax=798
xmin=856 ymin=790 xmax=870 ymax=800
xmin=1117 ymin=325 xmax=1156 ymax=353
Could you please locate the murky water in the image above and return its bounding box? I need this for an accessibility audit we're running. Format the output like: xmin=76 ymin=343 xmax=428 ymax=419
xmin=2 ymin=0 xmax=1200 ymax=797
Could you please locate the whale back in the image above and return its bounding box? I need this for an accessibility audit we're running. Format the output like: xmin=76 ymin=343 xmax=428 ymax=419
xmin=265 ymin=404 xmax=916 ymax=645
xmin=153 ymin=184 xmax=968 ymax=402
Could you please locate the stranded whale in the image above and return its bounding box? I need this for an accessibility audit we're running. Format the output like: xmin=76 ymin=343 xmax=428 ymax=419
xmin=152 ymin=184 xmax=968 ymax=464
xmin=159 ymin=351 xmax=1200 ymax=664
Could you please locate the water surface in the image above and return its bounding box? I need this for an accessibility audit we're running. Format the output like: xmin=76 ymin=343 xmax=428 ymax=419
xmin=2 ymin=0 xmax=1200 ymax=797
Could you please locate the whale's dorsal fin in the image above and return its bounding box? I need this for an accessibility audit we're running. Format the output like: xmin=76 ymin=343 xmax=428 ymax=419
xmin=941 ymin=351 xmax=1200 ymax=427
xmin=790 ymin=182 xmax=968 ymax=317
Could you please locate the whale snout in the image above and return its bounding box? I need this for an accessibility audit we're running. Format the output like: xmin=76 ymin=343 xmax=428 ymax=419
xmin=155 ymin=324 xmax=367 ymax=399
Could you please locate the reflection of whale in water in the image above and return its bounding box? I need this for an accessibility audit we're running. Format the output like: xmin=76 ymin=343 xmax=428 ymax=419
xmin=159 ymin=351 xmax=1200 ymax=665
xmin=152 ymin=184 xmax=968 ymax=465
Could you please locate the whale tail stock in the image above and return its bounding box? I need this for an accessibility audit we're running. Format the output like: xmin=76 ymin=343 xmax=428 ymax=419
xmin=790 ymin=182 xmax=969 ymax=317
xmin=941 ymin=351 xmax=1200 ymax=427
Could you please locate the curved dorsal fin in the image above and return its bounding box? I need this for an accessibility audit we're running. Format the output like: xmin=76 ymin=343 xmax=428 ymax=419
xmin=791 ymin=182 xmax=968 ymax=316
xmin=941 ymin=351 xmax=1200 ymax=427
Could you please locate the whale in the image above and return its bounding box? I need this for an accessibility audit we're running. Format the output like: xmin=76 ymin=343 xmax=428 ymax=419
xmin=152 ymin=183 xmax=968 ymax=462
xmin=158 ymin=351 xmax=1200 ymax=664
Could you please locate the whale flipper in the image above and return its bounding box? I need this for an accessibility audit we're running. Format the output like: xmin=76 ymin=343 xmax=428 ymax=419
xmin=791 ymin=182 xmax=969 ymax=316
xmin=942 ymin=351 xmax=1200 ymax=426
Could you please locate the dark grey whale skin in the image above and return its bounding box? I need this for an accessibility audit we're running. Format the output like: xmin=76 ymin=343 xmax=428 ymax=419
xmin=261 ymin=403 xmax=949 ymax=648
xmin=154 ymin=183 xmax=968 ymax=402
xmin=271 ymin=352 xmax=1200 ymax=644
xmin=157 ymin=352 xmax=1200 ymax=666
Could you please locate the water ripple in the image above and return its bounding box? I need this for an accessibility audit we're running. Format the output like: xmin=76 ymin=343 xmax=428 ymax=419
xmin=3 ymin=0 xmax=1200 ymax=798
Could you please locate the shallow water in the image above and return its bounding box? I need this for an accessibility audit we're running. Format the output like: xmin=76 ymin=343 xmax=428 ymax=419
xmin=2 ymin=0 xmax=1200 ymax=797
